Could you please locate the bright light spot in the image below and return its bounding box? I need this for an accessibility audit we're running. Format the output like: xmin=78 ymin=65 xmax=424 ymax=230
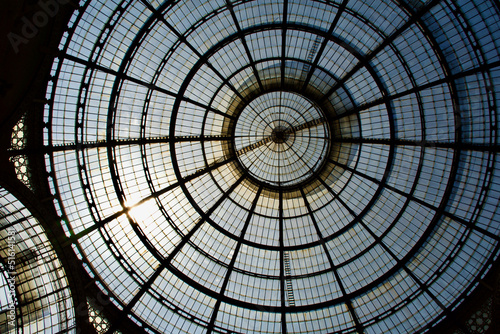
xmin=127 ymin=198 xmax=157 ymax=224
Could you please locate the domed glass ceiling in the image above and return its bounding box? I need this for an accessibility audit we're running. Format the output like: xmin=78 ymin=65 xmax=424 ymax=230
xmin=43 ymin=0 xmax=500 ymax=333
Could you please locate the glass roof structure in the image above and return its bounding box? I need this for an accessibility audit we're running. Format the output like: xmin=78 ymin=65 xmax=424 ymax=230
xmin=41 ymin=0 xmax=500 ymax=333
xmin=0 ymin=186 xmax=74 ymax=333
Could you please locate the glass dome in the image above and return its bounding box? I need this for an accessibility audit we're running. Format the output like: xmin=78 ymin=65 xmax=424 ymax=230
xmin=43 ymin=0 xmax=500 ymax=333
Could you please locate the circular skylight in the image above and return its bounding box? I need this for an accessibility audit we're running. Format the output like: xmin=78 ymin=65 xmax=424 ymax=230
xmin=43 ymin=0 xmax=500 ymax=333
xmin=233 ymin=91 xmax=330 ymax=187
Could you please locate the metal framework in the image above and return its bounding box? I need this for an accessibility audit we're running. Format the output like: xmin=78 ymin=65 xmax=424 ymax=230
xmin=37 ymin=0 xmax=500 ymax=333
xmin=0 ymin=187 xmax=75 ymax=333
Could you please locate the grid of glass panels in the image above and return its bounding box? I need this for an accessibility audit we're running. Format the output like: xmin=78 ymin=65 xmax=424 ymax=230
xmin=43 ymin=0 xmax=500 ymax=333
xmin=0 ymin=187 xmax=74 ymax=333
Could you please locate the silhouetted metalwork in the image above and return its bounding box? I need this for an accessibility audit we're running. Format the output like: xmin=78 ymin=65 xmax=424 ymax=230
xmin=38 ymin=0 xmax=500 ymax=333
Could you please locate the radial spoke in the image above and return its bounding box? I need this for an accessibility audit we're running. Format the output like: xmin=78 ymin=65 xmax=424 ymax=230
xmin=225 ymin=0 xmax=264 ymax=92
xmin=68 ymin=155 xmax=237 ymax=242
xmin=301 ymin=0 xmax=350 ymax=91
xmin=235 ymin=136 xmax=273 ymax=156
xmin=35 ymin=136 xmax=232 ymax=154
xmin=285 ymin=117 xmax=326 ymax=134
xmin=327 ymin=157 xmax=500 ymax=242
xmin=61 ymin=53 xmax=236 ymax=121
xmin=123 ymin=174 xmax=244 ymax=314
xmin=139 ymin=0 xmax=249 ymax=104
xmin=319 ymin=0 xmax=444 ymax=104
xmin=299 ymin=188 xmax=364 ymax=333
xmin=281 ymin=0 xmax=289 ymax=91
xmin=328 ymin=59 xmax=500 ymax=123
xmin=278 ymin=187 xmax=287 ymax=333
xmin=206 ymin=185 xmax=263 ymax=334
xmin=165 ymin=175 xmax=245 ymax=264
xmin=332 ymin=137 xmax=500 ymax=152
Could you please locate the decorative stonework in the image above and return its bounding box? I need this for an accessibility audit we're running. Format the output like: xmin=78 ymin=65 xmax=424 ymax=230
xmin=9 ymin=113 xmax=33 ymax=190
xmin=87 ymin=300 xmax=111 ymax=334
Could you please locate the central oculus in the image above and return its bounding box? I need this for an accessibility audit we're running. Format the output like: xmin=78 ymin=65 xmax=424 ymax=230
xmin=271 ymin=125 xmax=290 ymax=144
xmin=232 ymin=91 xmax=331 ymax=188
